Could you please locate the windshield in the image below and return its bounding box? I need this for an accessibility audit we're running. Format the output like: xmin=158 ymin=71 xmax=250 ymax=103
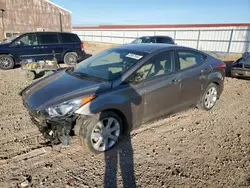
xmin=243 ymin=52 xmax=250 ymax=60
xmin=132 ymin=37 xmax=155 ymax=44
xmin=1 ymin=35 xmax=19 ymax=44
xmin=70 ymin=49 xmax=147 ymax=81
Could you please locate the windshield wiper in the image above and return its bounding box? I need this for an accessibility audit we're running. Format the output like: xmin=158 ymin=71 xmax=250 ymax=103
xmin=71 ymin=72 xmax=104 ymax=82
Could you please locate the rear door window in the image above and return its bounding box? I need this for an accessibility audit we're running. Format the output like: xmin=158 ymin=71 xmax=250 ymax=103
xmin=39 ymin=33 xmax=59 ymax=44
xmin=177 ymin=51 xmax=206 ymax=70
xmin=156 ymin=37 xmax=174 ymax=44
xmin=156 ymin=37 xmax=168 ymax=43
xmin=149 ymin=37 xmax=157 ymax=43
xmin=60 ymin=33 xmax=79 ymax=43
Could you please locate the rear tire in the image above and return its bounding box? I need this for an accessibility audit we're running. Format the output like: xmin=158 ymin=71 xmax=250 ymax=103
xmin=77 ymin=111 xmax=123 ymax=154
xmin=197 ymin=83 xmax=219 ymax=111
xmin=0 ymin=55 xmax=15 ymax=70
xmin=64 ymin=52 xmax=77 ymax=66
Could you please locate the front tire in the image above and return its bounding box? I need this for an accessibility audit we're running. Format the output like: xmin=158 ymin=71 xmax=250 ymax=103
xmin=0 ymin=55 xmax=15 ymax=70
xmin=77 ymin=111 xmax=123 ymax=154
xmin=64 ymin=52 xmax=77 ymax=66
xmin=197 ymin=83 xmax=219 ymax=111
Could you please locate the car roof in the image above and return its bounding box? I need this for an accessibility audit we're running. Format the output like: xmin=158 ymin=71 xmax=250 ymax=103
xmin=114 ymin=43 xmax=186 ymax=53
xmin=138 ymin=36 xmax=173 ymax=39
xmin=21 ymin=31 xmax=75 ymax=35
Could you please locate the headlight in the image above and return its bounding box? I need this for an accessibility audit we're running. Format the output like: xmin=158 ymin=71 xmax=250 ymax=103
xmin=45 ymin=96 xmax=95 ymax=118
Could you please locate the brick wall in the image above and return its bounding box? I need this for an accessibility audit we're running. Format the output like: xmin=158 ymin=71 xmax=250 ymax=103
xmin=0 ymin=0 xmax=71 ymax=40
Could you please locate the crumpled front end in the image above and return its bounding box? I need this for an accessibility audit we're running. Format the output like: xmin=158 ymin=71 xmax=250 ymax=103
xmin=29 ymin=110 xmax=77 ymax=145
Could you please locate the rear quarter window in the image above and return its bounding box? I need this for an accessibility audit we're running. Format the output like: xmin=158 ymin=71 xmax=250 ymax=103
xmin=60 ymin=33 xmax=80 ymax=43
xmin=178 ymin=51 xmax=206 ymax=70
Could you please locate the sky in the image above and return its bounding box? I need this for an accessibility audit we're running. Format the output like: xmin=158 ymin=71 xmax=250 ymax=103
xmin=51 ymin=0 xmax=250 ymax=26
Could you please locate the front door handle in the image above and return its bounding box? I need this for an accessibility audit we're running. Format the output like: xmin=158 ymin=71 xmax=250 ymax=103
xmin=33 ymin=47 xmax=40 ymax=49
xmin=172 ymin=79 xmax=181 ymax=84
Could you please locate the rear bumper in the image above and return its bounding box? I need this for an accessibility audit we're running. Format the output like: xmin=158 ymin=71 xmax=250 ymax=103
xmin=231 ymin=68 xmax=250 ymax=78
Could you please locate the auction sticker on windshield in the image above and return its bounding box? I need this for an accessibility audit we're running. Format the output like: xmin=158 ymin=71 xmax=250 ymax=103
xmin=126 ymin=53 xmax=143 ymax=60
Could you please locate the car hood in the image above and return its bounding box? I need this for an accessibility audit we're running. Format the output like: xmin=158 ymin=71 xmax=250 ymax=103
xmin=22 ymin=70 xmax=112 ymax=110
xmin=0 ymin=43 xmax=9 ymax=48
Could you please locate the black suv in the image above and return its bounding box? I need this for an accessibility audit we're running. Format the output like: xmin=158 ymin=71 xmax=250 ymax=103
xmin=0 ymin=32 xmax=85 ymax=70
xmin=231 ymin=52 xmax=250 ymax=78
xmin=131 ymin=36 xmax=175 ymax=45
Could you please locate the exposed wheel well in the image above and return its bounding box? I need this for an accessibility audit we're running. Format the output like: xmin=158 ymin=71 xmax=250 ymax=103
xmin=212 ymin=81 xmax=220 ymax=89
xmin=211 ymin=81 xmax=222 ymax=96
xmin=102 ymin=109 xmax=130 ymax=135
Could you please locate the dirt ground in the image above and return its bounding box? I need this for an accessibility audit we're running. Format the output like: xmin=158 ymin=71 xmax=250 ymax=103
xmin=0 ymin=45 xmax=250 ymax=188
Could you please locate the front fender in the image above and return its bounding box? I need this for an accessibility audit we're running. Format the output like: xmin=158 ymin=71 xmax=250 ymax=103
xmin=75 ymin=93 xmax=134 ymax=131
xmin=75 ymin=94 xmax=130 ymax=117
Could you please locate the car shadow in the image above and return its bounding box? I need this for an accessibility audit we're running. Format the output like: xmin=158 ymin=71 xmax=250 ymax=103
xmin=89 ymin=80 xmax=141 ymax=188
xmin=83 ymin=53 xmax=92 ymax=60
xmin=103 ymin=135 xmax=136 ymax=188
xmin=13 ymin=64 xmax=21 ymax=69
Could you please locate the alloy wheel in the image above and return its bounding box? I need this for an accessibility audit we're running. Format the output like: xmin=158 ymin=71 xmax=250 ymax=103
xmin=66 ymin=55 xmax=76 ymax=65
xmin=204 ymin=86 xmax=218 ymax=109
xmin=0 ymin=57 xmax=12 ymax=69
xmin=91 ymin=117 xmax=120 ymax=151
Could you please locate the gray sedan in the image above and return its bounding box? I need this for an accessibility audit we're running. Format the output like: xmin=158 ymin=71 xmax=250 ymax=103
xmin=21 ymin=44 xmax=226 ymax=153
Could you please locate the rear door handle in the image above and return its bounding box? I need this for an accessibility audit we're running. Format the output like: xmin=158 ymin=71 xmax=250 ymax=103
xmin=33 ymin=47 xmax=40 ymax=49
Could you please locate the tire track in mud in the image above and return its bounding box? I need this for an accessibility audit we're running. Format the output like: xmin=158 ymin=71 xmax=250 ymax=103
xmin=0 ymin=133 xmax=46 ymax=160
xmin=0 ymin=112 xmax=45 ymax=160
xmin=0 ymin=138 xmax=83 ymax=183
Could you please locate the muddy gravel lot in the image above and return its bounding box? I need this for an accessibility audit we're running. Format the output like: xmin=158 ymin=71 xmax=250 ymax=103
xmin=0 ymin=46 xmax=250 ymax=188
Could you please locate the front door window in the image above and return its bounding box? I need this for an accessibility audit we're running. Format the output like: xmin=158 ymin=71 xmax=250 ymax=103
xmin=18 ymin=34 xmax=38 ymax=46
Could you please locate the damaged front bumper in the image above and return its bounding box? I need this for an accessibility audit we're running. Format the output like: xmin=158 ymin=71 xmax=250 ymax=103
xmin=29 ymin=110 xmax=77 ymax=145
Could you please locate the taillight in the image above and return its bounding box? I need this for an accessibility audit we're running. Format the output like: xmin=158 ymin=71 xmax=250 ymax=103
xmin=81 ymin=42 xmax=84 ymax=50
xmin=218 ymin=63 xmax=226 ymax=69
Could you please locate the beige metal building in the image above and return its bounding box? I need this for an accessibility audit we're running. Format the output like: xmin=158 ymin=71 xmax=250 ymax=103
xmin=0 ymin=0 xmax=71 ymax=40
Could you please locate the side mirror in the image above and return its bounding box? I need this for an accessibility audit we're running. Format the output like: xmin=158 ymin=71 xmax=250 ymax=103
xmin=14 ymin=40 xmax=21 ymax=46
xmin=122 ymin=71 xmax=144 ymax=85
xmin=134 ymin=71 xmax=144 ymax=83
